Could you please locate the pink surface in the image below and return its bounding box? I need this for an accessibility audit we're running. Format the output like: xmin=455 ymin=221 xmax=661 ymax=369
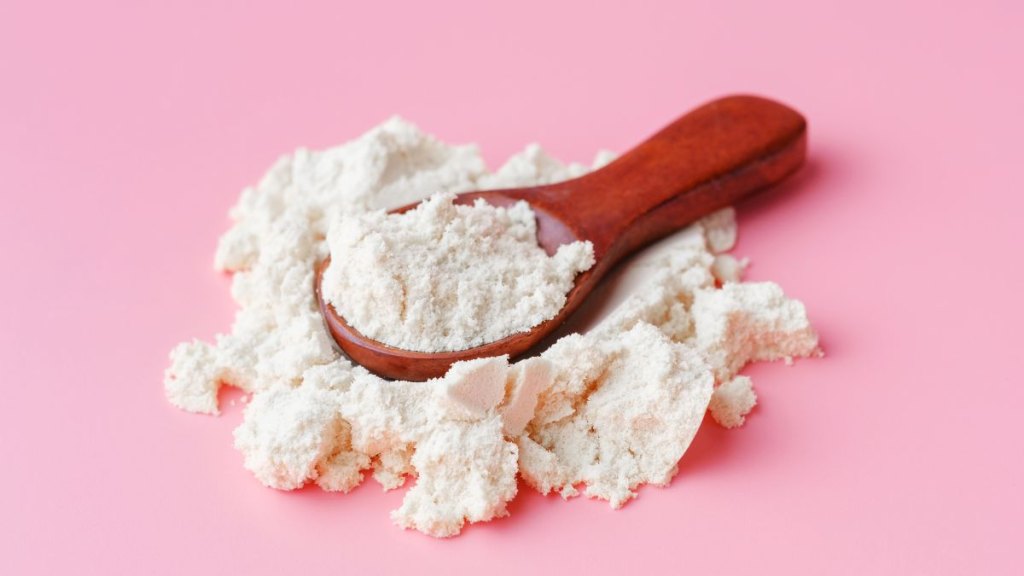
xmin=1 ymin=0 xmax=1021 ymax=573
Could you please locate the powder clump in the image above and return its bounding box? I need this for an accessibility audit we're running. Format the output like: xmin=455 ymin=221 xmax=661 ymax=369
xmin=709 ymin=375 xmax=758 ymax=428
xmin=522 ymin=323 xmax=714 ymax=507
xmin=322 ymin=192 xmax=595 ymax=352
xmin=164 ymin=117 xmax=820 ymax=538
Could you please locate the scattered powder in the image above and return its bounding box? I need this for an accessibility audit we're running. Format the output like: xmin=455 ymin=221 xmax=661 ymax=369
xmin=165 ymin=117 xmax=820 ymax=538
xmin=322 ymin=192 xmax=594 ymax=352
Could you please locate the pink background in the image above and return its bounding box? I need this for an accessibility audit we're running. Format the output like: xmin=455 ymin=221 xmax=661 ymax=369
xmin=2 ymin=0 xmax=1021 ymax=573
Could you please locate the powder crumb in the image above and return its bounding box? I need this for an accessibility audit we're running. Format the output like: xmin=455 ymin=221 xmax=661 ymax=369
xmin=165 ymin=340 xmax=230 ymax=415
xmin=323 ymin=192 xmax=595 ymax=352
xmin=700 ymin=207 xmax=739 ymax=253
xmin=709 ymin=375 xmax=758 ymax=428
xmin=711 ymin=254 xmax=749 ymax=284
xmin=165 ymin=117 xmax=820 ymax=537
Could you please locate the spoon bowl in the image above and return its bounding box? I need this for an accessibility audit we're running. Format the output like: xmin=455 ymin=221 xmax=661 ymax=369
xmin=317 ymin=94 xmax=807 ymax=380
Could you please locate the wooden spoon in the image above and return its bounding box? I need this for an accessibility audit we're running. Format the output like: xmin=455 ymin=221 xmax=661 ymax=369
xmin=316 ymin=94 xmax=807 ymax=381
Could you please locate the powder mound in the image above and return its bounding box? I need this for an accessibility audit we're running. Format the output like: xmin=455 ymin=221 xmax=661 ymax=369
xmin=322 ymin=192 xmax=595 ymax=352
xmin=165 ymin=117 xmax=820 ymax=538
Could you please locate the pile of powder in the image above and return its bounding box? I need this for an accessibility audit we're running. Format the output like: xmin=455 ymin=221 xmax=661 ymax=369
xmin=321 ymin=192 xmax=594 ymax=352
xmin=165 ymin=117 xmax=820 ymax=537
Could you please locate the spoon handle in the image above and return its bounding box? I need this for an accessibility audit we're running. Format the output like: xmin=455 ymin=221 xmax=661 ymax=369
xmin=527 ymin=94 xmax=807 ymax=261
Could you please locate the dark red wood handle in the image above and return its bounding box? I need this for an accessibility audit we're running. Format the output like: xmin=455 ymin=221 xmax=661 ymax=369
xmin=507 ymin=95 xmax=807 ymax=263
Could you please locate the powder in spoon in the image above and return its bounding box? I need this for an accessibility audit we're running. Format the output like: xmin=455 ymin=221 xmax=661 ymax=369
xmin=164 ymin=117 xmax=820 ymax=537
xmin=321 ymin=193 xmax=595 ymax=352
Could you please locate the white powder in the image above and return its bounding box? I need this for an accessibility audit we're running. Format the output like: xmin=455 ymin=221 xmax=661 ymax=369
xmin=322 ymin=192 xmax=594 ymax=352
xmin=521 ymin=323 xmax=714 ymax=506
xmin=165 ymin=117 xmax=820 ymax=538
xmin=709 ymin=375 xmax=757 ymax=428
